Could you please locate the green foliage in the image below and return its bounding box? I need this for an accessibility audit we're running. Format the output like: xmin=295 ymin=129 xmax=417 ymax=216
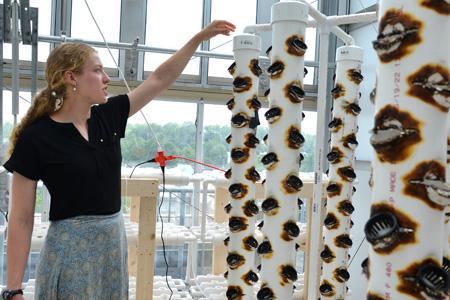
xmin=3 ymin=121 xmax=316 ymax=172
xmin=122 ymin=122 xmax=317 ymax=172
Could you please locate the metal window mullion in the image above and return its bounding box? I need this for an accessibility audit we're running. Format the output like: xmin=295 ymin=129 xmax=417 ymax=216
xmin=51 ymin=0 xmax=71 ymax=37
xmin=0 ymin=4 xmax=4 ymax=158
xmin=200 ymin=0 xmax=211 ymax=86
xmin=11 ymin=0 xmax=19 ymax=126
xmin=194 ymin=99 xmax=205 ymax=174
xmin=30 ymin=7 xmax=38 ymax=98
xmin=119 ymin=0 xmax=147 ymax=82
xmin=50 ymin=0 xmax=71 ymax=56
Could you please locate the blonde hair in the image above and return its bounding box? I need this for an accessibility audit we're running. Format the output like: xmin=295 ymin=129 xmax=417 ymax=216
xmin=7 ymin=43 xmax=96 ymax=157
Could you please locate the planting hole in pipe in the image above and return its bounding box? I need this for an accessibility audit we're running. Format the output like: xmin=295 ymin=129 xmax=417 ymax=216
xmin=231 ymin=112 xmax=250 ymax=128
xmin=404 ymin=160 xmax=449 ymax=209
xmin=373 ymin=9 xmax=422 ymax=63
xmin=267 ymin=60 xmax=285 ymax=79
xmin=399 ymin=259 xmax=449 ymax=299
xmin=233 ymin=76 xmax=253 ymax=93
xmin=242 ymin=200 xmax=259 ymax=217
xmin=367 ymin=204 xmax=418 ymax=254
xmin=229 ymin=216 xmax=249 ymax=233
xmin=249 ymin=59 xmax=263 ymax=77
xmin=247 ymin=95 xmax=262 ymax=110
xmin=228 ymin=61 xmax=236 ymax=76
xmin=420 ymin=0 xmax=450 ymax=14
xmin=244 ymin=133 xmax=260 ymax=148
xmin=370 ymin=105 xmax=421 ymax=163
xmin=407 ymin=64 xmax=450 ymax=112
xmin=285 ymin=81 xmax=305 ymax=103
xmin=286 ymin=35 xmax=307 ymax=57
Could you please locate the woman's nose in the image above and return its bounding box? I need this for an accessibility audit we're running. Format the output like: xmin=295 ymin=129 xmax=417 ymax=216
xmin=103 ymin=71 xmax=110 ymax=83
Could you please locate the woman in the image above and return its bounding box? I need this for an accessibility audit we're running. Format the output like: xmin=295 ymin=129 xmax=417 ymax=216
xmin=2 ymin=20 xmax=235 ymax=300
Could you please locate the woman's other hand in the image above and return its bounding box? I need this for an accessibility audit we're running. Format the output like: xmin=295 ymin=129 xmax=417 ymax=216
xmin=197 ymin=20 xmax=236 ymax=41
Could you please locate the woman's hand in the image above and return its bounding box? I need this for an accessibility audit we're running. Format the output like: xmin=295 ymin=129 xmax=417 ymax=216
xmin=197 ymin=20 xmax=236 ymax=41
xmin=12 ymin=295 xmax=25 ymax=300
xmin=127 ymin=20 xmax=235 ymax=116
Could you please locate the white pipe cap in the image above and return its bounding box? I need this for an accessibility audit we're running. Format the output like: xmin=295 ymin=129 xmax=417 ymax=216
xmin=271 ymin=1 xmax=309 ymax=24
xmin=336 ymin=45 xmax=364 ymax=63
xmin=233 ymin=34 xmax=261 ymax=52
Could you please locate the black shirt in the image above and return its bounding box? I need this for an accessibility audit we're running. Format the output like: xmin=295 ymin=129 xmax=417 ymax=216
xmin=4 ymin=94 xmax=130 ymax=221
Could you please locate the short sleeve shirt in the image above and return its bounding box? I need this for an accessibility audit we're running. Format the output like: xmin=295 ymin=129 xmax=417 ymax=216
xmin=4 ymin=94 xmax=130 ymax=221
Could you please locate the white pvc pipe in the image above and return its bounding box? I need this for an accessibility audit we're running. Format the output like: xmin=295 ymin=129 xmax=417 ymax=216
xmin=366 ymin=1 xmax=449 ymax=298
xmin=327 ymin=12 xmax=377 ymax=26
xmin=320 ymin=45 xmax=363 ymax=299
xmin=193 ymin=181 xmax=201 ymax=226
xmin=226 ymin=34 xmax=261 ymax=300
xmin=185 ymin=241 xmax=199 ymax=282
xmin=300 ymin=0 xmax=354 ymax=45
xmin=243 ymin=24 xmax=271 ymax=34
xmin=201 ymin=180 xmax=210 ymax=242
xmin=244 ymin=15 xmax=355 ymax=45
xmin=257 ymin=2 xmax=308 ymax=299
xmin=331 ymin=26 xmax=355 ymax=46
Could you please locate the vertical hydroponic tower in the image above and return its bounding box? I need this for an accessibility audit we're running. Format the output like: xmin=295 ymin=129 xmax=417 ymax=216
xmin=366 ymin=1 xmax=450 ymax=298
xmin=320 ymin=45 xmax=363 ymax=299
xmin=257 ymin=1 xmax=309 ymax=299
xmin=226 ymin=34 xmax=262 ymax=300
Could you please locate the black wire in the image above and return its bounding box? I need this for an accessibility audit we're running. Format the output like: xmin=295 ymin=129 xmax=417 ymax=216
xmin=348 ymin=236 xmax=366 ymax=267
xmin=159 ymin=167 xmax=174 ymax=299
xmin=129 ymin=159 xmax=153 ymax=178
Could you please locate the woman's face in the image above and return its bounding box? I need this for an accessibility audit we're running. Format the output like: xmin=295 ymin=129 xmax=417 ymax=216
xmin=75 ymin=52 xmax=110 ymax=104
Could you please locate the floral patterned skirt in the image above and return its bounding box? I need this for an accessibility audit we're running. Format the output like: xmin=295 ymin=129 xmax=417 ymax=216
xmin=35 ymin=212 xmax=128 ymax=300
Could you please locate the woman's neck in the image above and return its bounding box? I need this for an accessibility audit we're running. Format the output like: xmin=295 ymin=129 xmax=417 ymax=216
xmin=50 ymin=97 xmax=91 ymax=125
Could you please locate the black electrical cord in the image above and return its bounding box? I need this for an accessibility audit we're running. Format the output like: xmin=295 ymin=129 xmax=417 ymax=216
xmin=129 ymin=159 xmax=154 ymax=178
xmin=159 ymin=166 xmax=174 ymax=299
xmin=348 ymin=236 xmax=366 ymax=267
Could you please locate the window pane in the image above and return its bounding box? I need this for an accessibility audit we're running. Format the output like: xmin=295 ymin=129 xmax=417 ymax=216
xmin=304 ymin=0 xmax=318 ymax=84
xmin=71 ymin=0 xmax=121 ymax=68
xmin=300 ymin=111 xmax=317 ymax=172
xmin=123 ymin=100 xmax=197 ymax=176
xmin=203 ymin=104 xmax=231 ymax=171
xmin=1 ymin=0 xmax=51 ymax=61
xmin=2 ymin=91 xmax=32 ymax=139
xmin=208 ymin=0 xmax=257 ymax=78
xmin=145 ymin=0 xmax=203 ymax=75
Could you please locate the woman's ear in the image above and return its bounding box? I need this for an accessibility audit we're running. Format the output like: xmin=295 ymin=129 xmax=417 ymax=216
xmin=63 ymin=70 xmax=77 ymax=86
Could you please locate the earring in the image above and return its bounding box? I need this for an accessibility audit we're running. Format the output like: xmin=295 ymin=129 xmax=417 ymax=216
xmin=54 ymin=98 xmax=64 ymax=111
xmin=52 ymin=91 xmax=63 ymax=111
xmin=73 ymin=83 xmax=77 ymax=92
